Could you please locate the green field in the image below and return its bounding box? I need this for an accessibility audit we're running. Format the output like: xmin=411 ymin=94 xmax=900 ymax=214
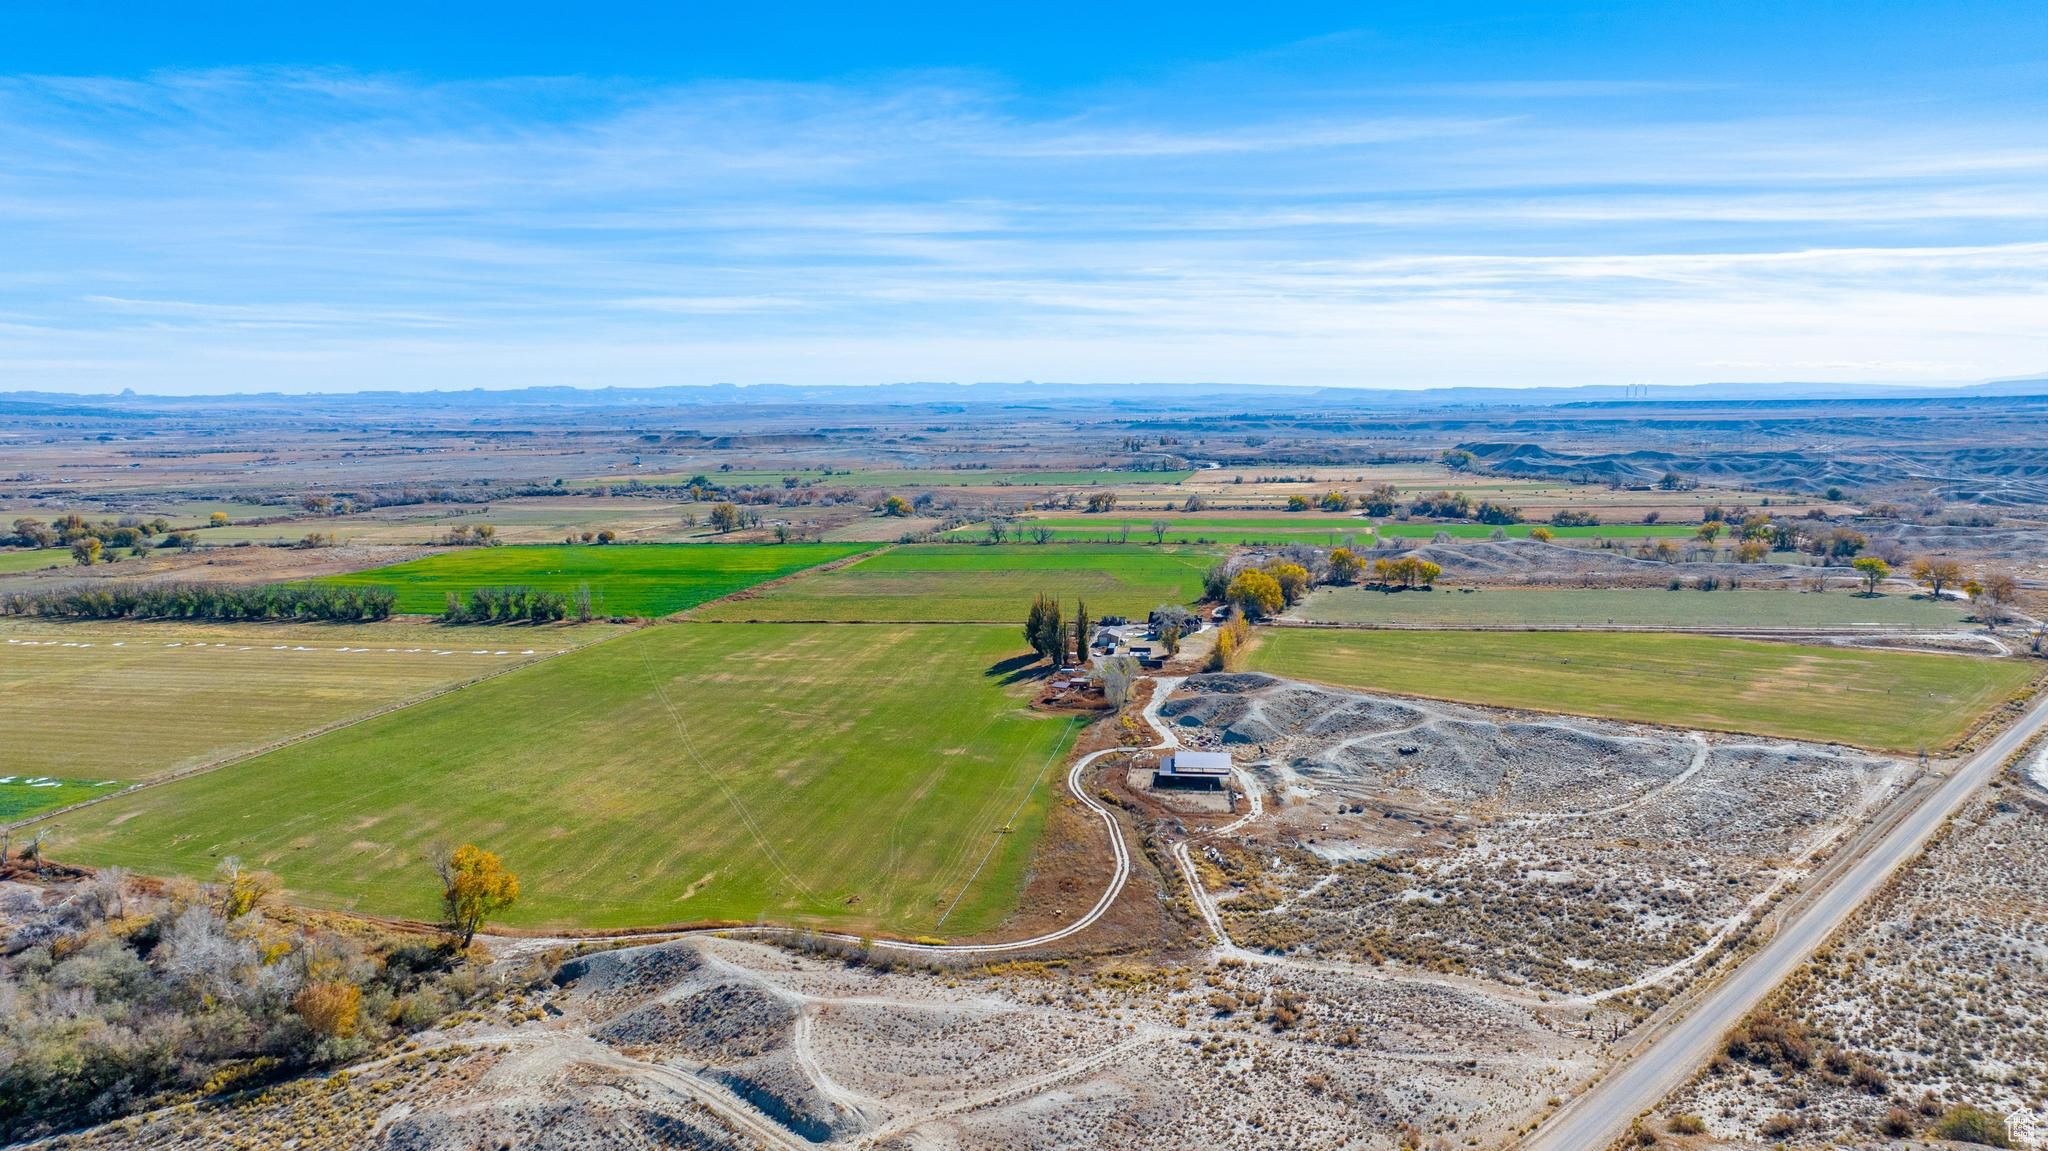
xmin=692 ymin=543 xmax=1221 ymax=622
xmin=1247 ymin=628 xmax=2038 ymax=749
xmin=0 ymin=548 xmax=68 ymax=574
xmin=0 ymin=776 xmax=121 ymax=821
xmin=0 ymin=620 xmax=617 ymax=780
xmin=316 ymin=542 xmax=869 ymax=616
xmin=46 ymin=624 xmax=1078 ymax=934
xmin=1291 ymin=587 xmax=1974 ymax=629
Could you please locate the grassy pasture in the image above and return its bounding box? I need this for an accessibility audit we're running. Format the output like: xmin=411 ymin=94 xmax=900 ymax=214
xmin=1247 ymin=628 xmax=2038 ymax=749
xmin=1291 ymin=587 xmax=1975 ymax=629
xmin=692 ymin=543 xmax=1221 ymax=622
xmin=0 ymin=619 xmax=615 ymax=781
xmin=0 ymin=776 xmax=121 ymax=821
xmin=315 ymin=542 xmax=868 ymax=616
xmin=0 ymin=549 xmax=68 ymax=574
xmin=47 ymin=624 xmax=1078 ymax=935
xmin=1292 ymin=587 xmax=1974 ymax=628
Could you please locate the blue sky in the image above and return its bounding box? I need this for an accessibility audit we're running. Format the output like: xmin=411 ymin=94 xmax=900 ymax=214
xmin=3 ymin=1 xmax=2046 ymax=393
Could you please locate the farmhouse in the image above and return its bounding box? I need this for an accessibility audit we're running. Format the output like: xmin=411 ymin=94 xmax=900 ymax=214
xmin=1155 ymin=749 xmax=1232 ymax=790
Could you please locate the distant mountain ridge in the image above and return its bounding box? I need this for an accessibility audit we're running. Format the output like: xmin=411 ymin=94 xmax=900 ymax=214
xmin=4 ymin=376 xmax=2046 ymax=412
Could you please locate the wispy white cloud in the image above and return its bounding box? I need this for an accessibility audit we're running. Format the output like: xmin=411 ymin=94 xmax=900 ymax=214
xmin=0 ymin=67 xmax=2044 ymax=391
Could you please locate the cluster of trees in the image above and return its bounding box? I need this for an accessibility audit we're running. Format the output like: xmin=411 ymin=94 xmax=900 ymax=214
xmin=1221 ymin=558 xmax=1313 ymax=620
xmin=1473 ymin=501 xmax=1523 ymax=525
xmin=1 ymin=582 xmax=395 ymax=622
xmin=8 ymin=514 xmax=174 ymax=551
xmin=1023 ymin=594 xmax=1093 ymax=664
xmin=1551 ymin=510 xmax=1600 ymax=527
xmin=1407 ymin=490 xmax=1473 ymax=519
xmin=438 ymin=523 xmax=499 ymax=546
xmin=1371 ymin=556 xmax=1443 ymax=589
xmin=1084 ymin=492 xmax=1119 ymax=513
xmin=709 ymin=502 xmax=750 ymax=533
xmin=0 ymin=852 xmax=510 ymax=1142
xmin=439 ymin=585 xmax=582 ymax=624
xmin=1149 ymin=603 xmax=1197 ymax=656
xmin=11 ymin=515 xmax=188 ymax=564
xmin=1844 ymin=556 xmax=2021 ymax=621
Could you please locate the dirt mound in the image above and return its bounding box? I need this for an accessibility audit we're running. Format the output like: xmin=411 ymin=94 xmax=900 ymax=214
xmin=1179 ymin=672 xmax=1280 ymax=694
xmin=1306 ymin=710 xmax=1692 ymax=810
xmin=381 ymin=1087 xmax=751 ymax=1150
xmin=713 ymin=1054 xmax=870 ymax=1143
xmin=552 ymin=942 xmax=706 ymax=1009
xmin=595 ymin=981 xmax=797 ymax=1060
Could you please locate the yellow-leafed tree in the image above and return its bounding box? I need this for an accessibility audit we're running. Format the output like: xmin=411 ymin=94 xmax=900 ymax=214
xmin=431 ymin=843 xmax=520 ymax=948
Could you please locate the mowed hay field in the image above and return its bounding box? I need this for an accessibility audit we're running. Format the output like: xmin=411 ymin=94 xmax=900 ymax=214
xmin=0 ymin=619 xmax=616 ymax=781
xmin=1291 ymin=587 xmax=1974 ymax=629
xmin=1247 ymin=629 xmax=2040 ymax=750
xmin=316 ymin=541 xmax=869 ymax=616
xmin=693 ymin=543 xmax=1221 ymax=621
xmin=47 ymin=624 xmax=1079 ymax=936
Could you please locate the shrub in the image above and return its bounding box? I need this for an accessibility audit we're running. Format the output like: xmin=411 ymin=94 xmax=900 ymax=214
xmin=1726 ymin=1012 xmax=1814 ymax=1069
xmin=1665 ymin=1113 xmax=1706 ymax=1135
xmin=1934 ymin=1106 xmax=2013 ymax=1147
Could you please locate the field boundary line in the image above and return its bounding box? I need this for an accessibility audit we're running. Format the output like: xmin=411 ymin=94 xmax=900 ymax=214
xmin=8 ymin=623 xmax=645 ymax=834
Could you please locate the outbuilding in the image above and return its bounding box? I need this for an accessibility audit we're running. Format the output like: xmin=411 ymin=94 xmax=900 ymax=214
xmin=1155 ymin=749 xmax=1232 ymax=790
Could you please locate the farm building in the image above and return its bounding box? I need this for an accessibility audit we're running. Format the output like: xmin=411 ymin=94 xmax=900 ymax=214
xmin=1155 ymin=749 xmax=1232 ymax=790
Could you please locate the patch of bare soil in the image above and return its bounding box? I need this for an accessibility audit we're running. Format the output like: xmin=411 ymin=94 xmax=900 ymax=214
xmin=0 ymin=541 xmax=441 ymax=590
xmin=1382 ymin=537 xmax=1822 ymax=587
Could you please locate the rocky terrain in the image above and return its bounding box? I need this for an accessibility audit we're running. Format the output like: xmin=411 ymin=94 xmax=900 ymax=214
xmin=30 ymin=934 xmax=1602 ymax=1150
xmin=1638 ymin=751 xmax=2048 ymax=1149
xmin=1161 ymin=674 xmax=1913 ymax=1003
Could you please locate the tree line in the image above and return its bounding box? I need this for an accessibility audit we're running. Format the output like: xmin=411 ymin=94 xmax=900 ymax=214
xmin=440 ymin=585 xmax=581 ymax=624
xmin=1024 ymin=593 xmax=1094 ymax=664
xmin=0 ymin=582 xmax=397 ymax=622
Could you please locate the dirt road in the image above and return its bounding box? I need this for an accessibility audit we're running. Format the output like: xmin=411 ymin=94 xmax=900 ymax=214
xmin=1521 ymin=690 xmax=2048 ymax=1151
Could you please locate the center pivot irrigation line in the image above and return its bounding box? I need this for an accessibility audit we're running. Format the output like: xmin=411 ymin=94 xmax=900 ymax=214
xmin=632 ymin=638 xmax=824 ymax=907
xmin=935 ymin=716 xmax=1079 ymax=929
